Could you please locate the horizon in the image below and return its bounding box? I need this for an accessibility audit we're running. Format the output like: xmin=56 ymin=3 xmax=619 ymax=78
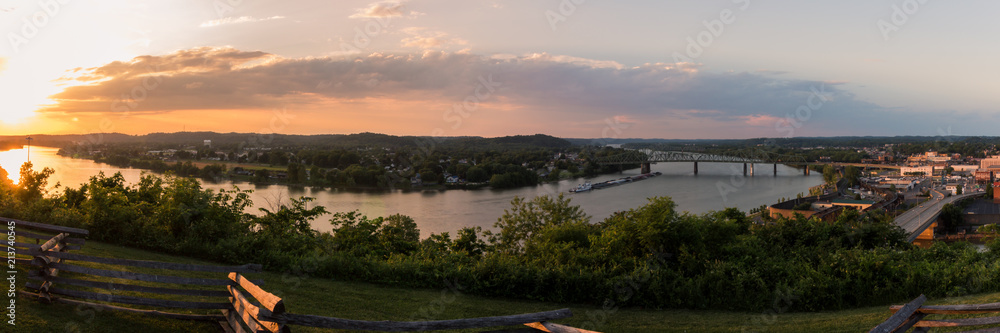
xmin=0 ymin=131 xmax=991 ymax=143
xmin=3 ymin=1 xmax=999 ymax=139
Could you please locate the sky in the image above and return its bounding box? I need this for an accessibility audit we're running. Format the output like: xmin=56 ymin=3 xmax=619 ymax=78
xmin=1 ymin=0 xmax=998 ymax=139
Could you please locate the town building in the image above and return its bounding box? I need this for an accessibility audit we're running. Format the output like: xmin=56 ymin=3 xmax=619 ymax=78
xmin=812 ymin=199 xmax=876 ymax=210
xmin=981 ymin=156 xmax=1000 ymax=170
xmin=901 ymin=166 xmax=934 ymax=176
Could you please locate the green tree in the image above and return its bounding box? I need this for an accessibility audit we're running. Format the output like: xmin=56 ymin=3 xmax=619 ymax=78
xmin=328 ymin=211 xmax=420 ymax=257
xmin=287 ymin=163 xmax=301 ymax=183
xmin=822 ymin=164 xmax=837 ymax=185
xmin=18 ymin=162 xmax=54 ymax=202
xmin=309 ymin=165 xmax=322 ymax=184
xmin=489 ymin=193 xmax=590 ymax=254
xmin=257 ymin=197 xmax=327 ymax=237
xmin=380 ymin=214 xmax=420 ymax=254
xmin=253 ymin=169 xmax=270 ymax=183
xmin=451 ymin=226 xmax=489 ymax=257
xmin=844 ymin=166 xmax=860 ymax=187
xmin=939 ymin=203 xmax=963 ymax=232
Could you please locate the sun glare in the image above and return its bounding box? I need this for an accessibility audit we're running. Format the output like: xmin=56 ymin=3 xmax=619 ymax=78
xmin=0 ymin=148 xmax=26 ymax=185
xmin=0 ymin=109 xmax=35 ymax=125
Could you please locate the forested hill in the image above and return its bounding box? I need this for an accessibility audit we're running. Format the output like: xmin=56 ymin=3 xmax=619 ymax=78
xmin=0 ymin=132 xmax=572 ymax=150
xmin=0 ymin=140 xmax=26 ymax=151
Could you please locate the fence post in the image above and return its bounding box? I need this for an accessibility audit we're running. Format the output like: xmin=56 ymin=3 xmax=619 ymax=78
xmin=35 ymin=233 xmax=69 ymax=303
xmin=227 ymin=272 xmax=288 ymax=333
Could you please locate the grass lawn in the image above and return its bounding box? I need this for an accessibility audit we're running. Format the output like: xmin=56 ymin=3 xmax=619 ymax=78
xmin=13 ymin=238 xmax=1000 ymax=332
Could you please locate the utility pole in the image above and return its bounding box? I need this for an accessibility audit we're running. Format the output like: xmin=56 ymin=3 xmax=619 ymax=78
xmin=26 ymin=136 xmax=33 ymax=162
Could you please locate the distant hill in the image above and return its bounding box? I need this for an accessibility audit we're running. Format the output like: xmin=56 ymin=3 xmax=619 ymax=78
xmin=440 ymin=134 xmax=572 ymax=149
xmin=0 ymin=132 xmax=573 ymax=150
xmin=3 ymin=132 xmax=995 ymax=150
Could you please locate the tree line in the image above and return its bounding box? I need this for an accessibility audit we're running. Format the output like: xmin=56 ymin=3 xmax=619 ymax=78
xmin=3 ymin=163 xmax=999 ymax=312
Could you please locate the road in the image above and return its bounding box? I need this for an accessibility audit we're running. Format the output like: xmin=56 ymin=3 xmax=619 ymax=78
xmin=894 ymin=189 xmax=982 ymax=242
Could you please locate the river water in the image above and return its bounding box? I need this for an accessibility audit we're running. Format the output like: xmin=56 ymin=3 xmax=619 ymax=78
xmin=0 ymin=146 xmax=823 ymax=237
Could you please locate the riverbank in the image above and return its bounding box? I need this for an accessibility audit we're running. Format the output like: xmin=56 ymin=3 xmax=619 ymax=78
xmin=59 ymin=153 xmax=620 ymax=193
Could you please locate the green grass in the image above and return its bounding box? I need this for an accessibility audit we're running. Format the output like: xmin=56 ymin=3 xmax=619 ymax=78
xmin=13 ymin=238 xmax=1000 ymax=332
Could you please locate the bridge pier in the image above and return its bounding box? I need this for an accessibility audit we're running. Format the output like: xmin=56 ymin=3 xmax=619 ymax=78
xmin=743 ymin=163 xmax=747 ymax=176
xmin=641 ymin=162 xmax=651 ymax=174
xmin=693 ymin=162 xmax=698 ymax=175
xmin=750 ymin=163 xmax=755 ymax=176
xmin=774 ymin=163 xmax=777 ymax=176
xmin=804 ymin=167 xmax=810 ymax=176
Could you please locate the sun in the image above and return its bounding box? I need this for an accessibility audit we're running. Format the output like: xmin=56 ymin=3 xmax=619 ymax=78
xmin=0 ymin=108 xmax=35 ymax=125
xmin=0 ymin=70 xmax=49 ymax=125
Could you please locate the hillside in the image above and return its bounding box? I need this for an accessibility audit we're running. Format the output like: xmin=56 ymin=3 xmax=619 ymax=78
xmin=19 ymin=236 xmax=980 ymax=333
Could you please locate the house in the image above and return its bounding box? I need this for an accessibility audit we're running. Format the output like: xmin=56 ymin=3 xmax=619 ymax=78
xmin=232 ymin=167 xmax=254 ymax=176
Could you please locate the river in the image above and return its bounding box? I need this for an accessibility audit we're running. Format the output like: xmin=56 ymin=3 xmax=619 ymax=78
xmin=0 ymin=146 xmax=823 ymax=237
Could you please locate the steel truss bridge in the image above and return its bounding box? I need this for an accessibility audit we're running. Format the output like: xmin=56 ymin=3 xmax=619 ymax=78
xmin=596 ymin=149 xmax=810 ymax=165
xmin=594 ymin=148 xmax=811 ymax=175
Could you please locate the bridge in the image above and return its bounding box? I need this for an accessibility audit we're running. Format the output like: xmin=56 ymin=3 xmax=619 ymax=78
xmin=595 ymin=148 xmax=901 ymax=175
xmin=895 ymin=190 xmax=983 ymax=242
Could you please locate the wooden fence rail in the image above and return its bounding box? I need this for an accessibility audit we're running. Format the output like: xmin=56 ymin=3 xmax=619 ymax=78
xmin=12 ymin=219 xmax=598 ymax=332
xmin=11 ymin=219 xmax=263 ymax=323
xmin=872 ymin=294 xmax=1000 ymax=332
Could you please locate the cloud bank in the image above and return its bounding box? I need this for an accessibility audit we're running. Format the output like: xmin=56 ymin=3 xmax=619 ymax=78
xmin=43 ymin=47 xmax=956 ymax=138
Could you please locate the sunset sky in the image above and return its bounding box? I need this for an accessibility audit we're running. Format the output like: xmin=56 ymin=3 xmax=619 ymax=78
xmin=1 ymin=0 xmax=999 ymax=139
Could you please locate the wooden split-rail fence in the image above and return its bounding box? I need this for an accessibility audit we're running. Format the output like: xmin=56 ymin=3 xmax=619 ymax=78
xmin=870 ymin=294 xmax=1000 ymax=332
xmin=8 ymin=218 xmax=598 ymax=332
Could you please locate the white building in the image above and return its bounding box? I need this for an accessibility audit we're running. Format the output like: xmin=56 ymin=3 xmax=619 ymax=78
xmin=945 ymin=184 xmax=962 ymax=195
xmin=981 ymin=156 xmax=1000 ymax=170
xmin=901 ymin=166 xmax=934 ymax=176
xmin=952 ymin=165 xmax=980 ymax=172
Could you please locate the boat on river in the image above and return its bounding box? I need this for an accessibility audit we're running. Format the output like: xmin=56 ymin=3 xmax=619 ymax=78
xmin=572 ymin=172 xmax=662 ymax=193
xmin=569 ymin=182 xmax=593 ymax=193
